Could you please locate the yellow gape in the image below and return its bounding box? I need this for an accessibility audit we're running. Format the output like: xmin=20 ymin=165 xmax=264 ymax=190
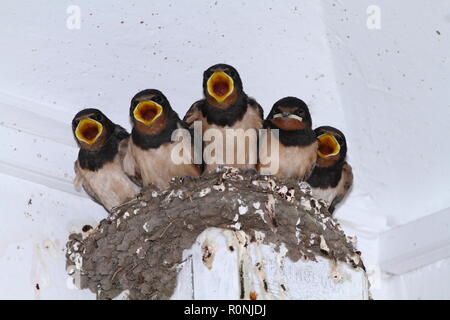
xmin=75 ymin=118 xmax=103 ymax=145
xmin=317 ymin=133 xmax=340 ymax=158
xmin=133 ymin=101 xmax=163 ymax=126
xmin=207 ymin=71 xmax=234 ymax=102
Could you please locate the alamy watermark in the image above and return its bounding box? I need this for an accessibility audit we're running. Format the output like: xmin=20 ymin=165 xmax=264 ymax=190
xmin=367 ymin=5 xmax=381 ymax=30
xmin=169 ymin=121 xmax=280 ymax=175
xmin=66 ymin=5 xmax=81 ymax=30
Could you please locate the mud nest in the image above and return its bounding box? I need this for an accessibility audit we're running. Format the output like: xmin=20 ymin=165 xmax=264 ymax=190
xmin=66 ymin=168 xmax=364 ymax=300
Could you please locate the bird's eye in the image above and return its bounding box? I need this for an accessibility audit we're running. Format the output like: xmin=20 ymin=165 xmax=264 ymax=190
xmin=297 ymin=109 xmax=305 ymax=117
xmin=205 ymin=71 xmax=213 ymax=79
xmin=93 ymin=114 xmax=103 ymax=122
xmin=152 ymin=95 xmax=162 ymax=103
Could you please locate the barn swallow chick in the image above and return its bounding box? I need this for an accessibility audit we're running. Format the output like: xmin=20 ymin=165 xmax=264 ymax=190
xmin=183 ymin=63 xmax=263 ymax=172
xmin=72 ymin=109 xmax=140 ymax=212
xmin=307 ymin=126 xmax=353 ymax=214
xmin=259 ymin=97 xmax=317 ymax=180
xmin=123 ymin=89 xmax=201 ymax=189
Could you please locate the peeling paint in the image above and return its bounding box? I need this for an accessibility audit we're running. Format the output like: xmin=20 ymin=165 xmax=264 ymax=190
xmin=113 ymin=289 xmax=130 ymax=300
xmin=230 ymin=222 xmax=242 ymax=230
xmin=212 ymin=183 xmax=225 ymax=192
xmin=201 ymin=240 xmax=216 ymax=270
xmin=320 ymin=235 xmax=330 ymax=253
xmin=143 ymin=221 xmax=151 ymax=232
xmin=330 ymin=260 xmax=343 ymax=283
xmin=198 ymin=187 xmax=211 ymax=197
xmin=239 ymin=205 xmax=248 ymax=215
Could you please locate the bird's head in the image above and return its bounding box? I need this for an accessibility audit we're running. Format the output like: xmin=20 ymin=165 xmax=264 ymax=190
xmin=203 ymin=63 xmax=243 ymax=109
xmin=266 ymin=97 xmax=312 ymax=131
xmin=130 ymin=89 xmax=173 ymax=135
xmin=314 ymin=126 xmax=347 ymax=167
xmin=72 ymin=108 xmax=114 ymax=150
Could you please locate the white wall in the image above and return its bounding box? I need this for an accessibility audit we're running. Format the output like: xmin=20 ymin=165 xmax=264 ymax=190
xmin=322 ymin=0 xmax=450 ymax=299
xmin=0 ymin=171 xmax=100 ymax=299
xmin=379 ymin=257 xmax=450 ymax=300
xmin=0 ymin=0 xmax=449 ymax=299
xmin=323 ymin=0 xmax=450 ymax=227
xmin=0 ymin=0 xmax=345 ymax=130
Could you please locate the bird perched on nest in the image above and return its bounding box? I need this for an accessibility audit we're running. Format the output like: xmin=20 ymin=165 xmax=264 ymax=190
xmin=123 ymin=89 xmax=201 ymax=189
xmin=72 ymin=108 xmax=140 ymax=212
xmin=183 ymin=63 xmax=264 ymax=173
xmin=307 ymin=126 xmax=353 ymax=214
xmin=258 ymin=97 xmax=317 ymax=180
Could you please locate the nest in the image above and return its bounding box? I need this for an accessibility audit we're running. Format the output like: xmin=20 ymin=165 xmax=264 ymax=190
xmin=66 ymin=168 xmax=364 ymax=300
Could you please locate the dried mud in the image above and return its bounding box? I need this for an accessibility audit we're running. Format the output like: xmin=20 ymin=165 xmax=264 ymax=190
xmin=66 ymin=168 xmax=364 ymax=300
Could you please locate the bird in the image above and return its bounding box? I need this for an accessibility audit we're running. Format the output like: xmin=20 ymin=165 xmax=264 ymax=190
xmin=183 ymin=63 xmax=263 ymax=173
xmin=258 ymin=97 xmax=317 ymax=180
xmin=72 ymin=108 xmax=140 ymax=212
xmin=307 ymin=126 xmax=353 ymax=214
xmin=122 ymin=89 xmax=201 ymax=189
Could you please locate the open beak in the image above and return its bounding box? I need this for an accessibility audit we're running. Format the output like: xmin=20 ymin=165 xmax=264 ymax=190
xmin=75 ymin=118 xmax=103 ymax=145
xmin=207 ymin=71 xmax=234 ymax=102
xmin=133 ymin=101 xmax=163 ymax=126
xmin=272 ymin=112 xmax=303 ymax=122
xmin=317 ymin=133 xmax=340 ymax=158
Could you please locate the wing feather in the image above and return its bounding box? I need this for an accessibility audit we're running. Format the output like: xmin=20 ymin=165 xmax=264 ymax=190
xmin=183 ymin=100 xmax=204 ymax=129
xmin=247 ymin=97 xmax=264 ymax=120
xmin=121 ymin=139 xmax=143 ymax=186
xmin=74 ymin=160 xmax=104 ymax=207
xmin=329 ymin=162 xmax=353 ymax=214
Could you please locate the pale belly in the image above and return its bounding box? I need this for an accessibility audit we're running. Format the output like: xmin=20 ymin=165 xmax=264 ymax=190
xmin=259 ymin=130 xmax=317 ymax=180
xmin=311 ymin=186 xmax=338 ymax=205
xmin=133 ymin=142 xmax=200 ymax=189
xmin=83 ymin=161 xmax=140 ymax=211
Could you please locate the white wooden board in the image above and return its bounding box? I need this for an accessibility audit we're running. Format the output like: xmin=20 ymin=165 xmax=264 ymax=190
xmin=171 ymin=228 xmax=369 ymax=300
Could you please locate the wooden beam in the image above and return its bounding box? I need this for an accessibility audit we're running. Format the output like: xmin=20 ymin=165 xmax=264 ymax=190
xmin=379 ymin=207 xmax=450 ymax=275
xmin=171 ymin=228 xmax=370 ymax=299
